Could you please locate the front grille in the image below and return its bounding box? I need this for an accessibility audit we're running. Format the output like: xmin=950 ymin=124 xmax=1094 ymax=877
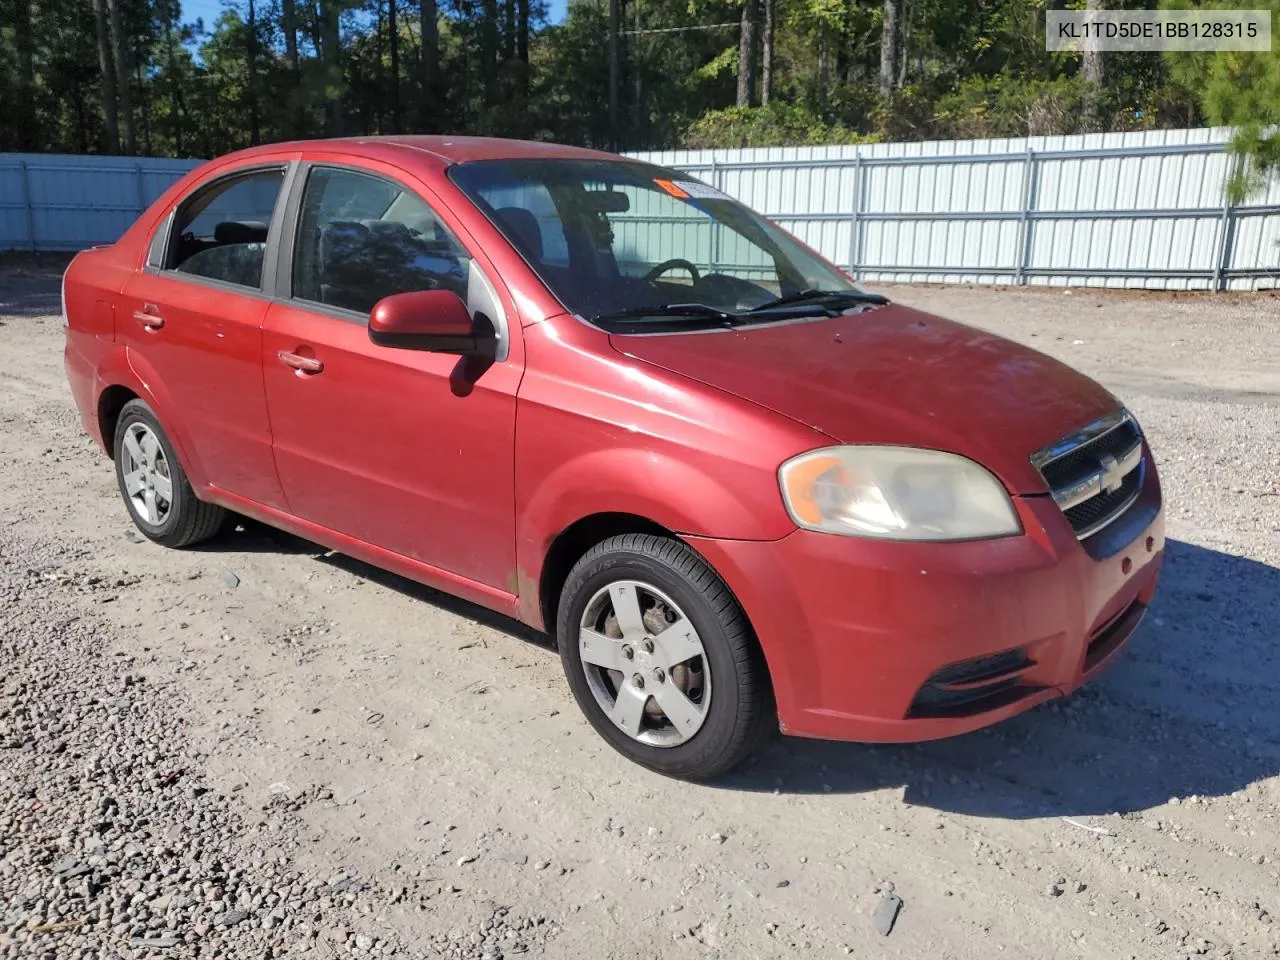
xmin=1033 ymin=411 xmax=1144 ymax=540
xmin=1063 ymin=466 xmax=1141 ymax=532
xmin=1040 ymin=417 xmax=1141 ymax=491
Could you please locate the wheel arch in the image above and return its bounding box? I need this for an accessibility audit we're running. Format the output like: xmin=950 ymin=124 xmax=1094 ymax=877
xmin=97 ymin=384 xmax=139 ymax=459
xmin=536 ymin=512 xmax=673 ymax=638
xmin=92 ymin=349 xmax=209 ymax=490
xmin=516 ymin=445 xmax=792 ymax=632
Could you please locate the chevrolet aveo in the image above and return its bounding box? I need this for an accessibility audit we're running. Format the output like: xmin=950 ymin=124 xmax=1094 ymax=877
xmin=63 ymin=136 xmax=1164 ymax=779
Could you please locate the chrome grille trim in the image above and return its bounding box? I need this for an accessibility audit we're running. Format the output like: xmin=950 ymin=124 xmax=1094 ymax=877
xmin=1051 ymin=440 xmax=1143 ymax=511
xmin=1030 ymin=408 xmax=1132 ymax=471
xmin=1069 ymin=462 xmax=1144 ymax=540
xmin=1032 ymin=410 xmax=1145 ymax=541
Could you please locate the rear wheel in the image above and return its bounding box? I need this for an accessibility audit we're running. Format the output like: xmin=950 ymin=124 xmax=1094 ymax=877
xmin=113 ymin=399 xmax=225 ymax=548
xmin=556 ymin=533 xmax=773 ymax=780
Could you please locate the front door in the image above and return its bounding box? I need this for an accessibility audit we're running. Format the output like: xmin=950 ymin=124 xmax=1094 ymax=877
xmin=261 ymin=163 xmax=522 ymax=591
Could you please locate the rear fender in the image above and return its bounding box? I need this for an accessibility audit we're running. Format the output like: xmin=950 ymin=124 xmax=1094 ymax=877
xmin=94 ymin=346 xmax=210 ymax=491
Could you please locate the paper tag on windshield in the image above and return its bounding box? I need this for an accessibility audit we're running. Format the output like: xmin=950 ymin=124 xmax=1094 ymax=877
xmin=655 ymin=178 xmax=730 ymax=201
xmin=672 ymin=179 xmax=730 ymax=200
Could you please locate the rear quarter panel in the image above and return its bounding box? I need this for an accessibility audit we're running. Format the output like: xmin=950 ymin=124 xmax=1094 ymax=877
xmin=61 ymin=154 xmax=248 ymax=468
xmin=63 ymin=245 xmax=137 ymax=339
xmin=63 ymin=245 xmax=142 ymax=449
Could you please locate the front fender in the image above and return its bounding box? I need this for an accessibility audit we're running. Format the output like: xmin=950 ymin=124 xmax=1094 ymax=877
xmin=515 ymin=445 xmax=791 ymax=626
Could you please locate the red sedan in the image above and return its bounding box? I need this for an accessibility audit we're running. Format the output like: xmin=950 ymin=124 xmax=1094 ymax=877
xmin=62 ymin=137 xmax=1163 ymax=779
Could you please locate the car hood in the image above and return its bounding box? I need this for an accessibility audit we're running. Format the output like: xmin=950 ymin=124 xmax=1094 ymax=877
xmin=608 ymin=303 xmax=1120 ymax=494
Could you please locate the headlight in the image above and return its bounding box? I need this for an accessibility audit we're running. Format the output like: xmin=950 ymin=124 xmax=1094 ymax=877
xmin=778 ymin=446 xmax=1021 ymax=541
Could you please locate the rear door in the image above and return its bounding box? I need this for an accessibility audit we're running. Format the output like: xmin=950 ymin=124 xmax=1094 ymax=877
xmin=118 ymin=162 xmax=295 ymax=508
xmin=261 ymin=161 xmax=524 ymax=591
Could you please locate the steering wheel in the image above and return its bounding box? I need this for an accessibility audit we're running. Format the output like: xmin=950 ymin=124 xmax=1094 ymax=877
xmin=644 ymin=258 xmax=701 ymax=284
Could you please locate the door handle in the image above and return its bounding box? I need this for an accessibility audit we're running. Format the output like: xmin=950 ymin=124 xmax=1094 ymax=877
xmin=132 ymin=304 xmax=164 ymax=330
xmin=277 ymin=350 xmax=324 ymax=374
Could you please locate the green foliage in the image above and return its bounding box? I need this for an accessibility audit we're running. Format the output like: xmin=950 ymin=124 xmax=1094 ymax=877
xmin=932 ymin=76 xmax=1088 ymax=139
xmin=682 ymin=102 xmax=866 ymax=147
xmin=692 ymin=45 xmax=738 ymax=82
xmin=0 ymin=0 xmax=1246 ymax=169
xmin=1163 ymin=0 xmax=1280 ymax=200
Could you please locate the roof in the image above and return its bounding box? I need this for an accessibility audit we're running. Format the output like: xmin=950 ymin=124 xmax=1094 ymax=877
xmin=222 ymin=135 xmax=625 ymax=168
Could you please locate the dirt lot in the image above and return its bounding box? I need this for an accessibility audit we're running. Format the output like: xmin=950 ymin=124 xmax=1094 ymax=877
xmin=2 ymin=262 xmax=1279 ymax=960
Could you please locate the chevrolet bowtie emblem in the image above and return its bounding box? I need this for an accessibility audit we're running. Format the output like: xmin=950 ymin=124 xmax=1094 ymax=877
xmin=1098 ymin=454 xmax=1125 ymax=494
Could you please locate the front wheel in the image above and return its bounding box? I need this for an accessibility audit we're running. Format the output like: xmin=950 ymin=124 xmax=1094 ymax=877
xmin=556 ymin=534 xmax=774 ymax=780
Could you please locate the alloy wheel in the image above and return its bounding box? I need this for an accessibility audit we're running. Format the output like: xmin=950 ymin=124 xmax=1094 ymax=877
xmin=578 ymin=579 xmax=711 ymax=747
xmin=120 ymin=422 xmax=173 ymax=526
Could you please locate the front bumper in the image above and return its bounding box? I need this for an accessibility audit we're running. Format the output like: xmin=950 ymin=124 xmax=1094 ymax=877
xmin=685 ymin=452 xmax=1163 ymax=743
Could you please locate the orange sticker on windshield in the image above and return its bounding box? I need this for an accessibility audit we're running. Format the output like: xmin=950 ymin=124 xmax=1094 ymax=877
xmin=654 ymin=179 xmax=690 ymax=198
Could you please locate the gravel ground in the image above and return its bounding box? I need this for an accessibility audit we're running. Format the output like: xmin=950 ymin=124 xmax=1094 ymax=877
xmin=1 ymin=261 xmax=1278 ymax=959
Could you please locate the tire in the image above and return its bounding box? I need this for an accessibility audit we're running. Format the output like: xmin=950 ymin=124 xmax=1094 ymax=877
xmin=113 ymin=399 xmax=225 ymax=548
xmin=557 ymin=533 xmax=774 ymax=780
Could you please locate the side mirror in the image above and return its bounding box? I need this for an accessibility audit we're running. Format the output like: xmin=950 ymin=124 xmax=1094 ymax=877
xmin=368 ymin=289 xmax=492 ymax=355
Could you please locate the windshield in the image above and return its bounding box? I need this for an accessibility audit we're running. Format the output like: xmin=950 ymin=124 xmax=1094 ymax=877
xmin=448 ymin=158 xmax=865 ymax=326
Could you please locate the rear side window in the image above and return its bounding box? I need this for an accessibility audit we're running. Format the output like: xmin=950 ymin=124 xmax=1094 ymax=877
xmin=165 ymin=168 xmax=286 ymax=290
xmin=290 ymin=166 xmax=471 ymax=316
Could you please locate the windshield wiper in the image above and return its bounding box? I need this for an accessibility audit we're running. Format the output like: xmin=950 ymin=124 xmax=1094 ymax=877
xmin=592 ymin=302 xmax=742 ymax=325
xmin=747 ymin=288 xmax=888 ymax=312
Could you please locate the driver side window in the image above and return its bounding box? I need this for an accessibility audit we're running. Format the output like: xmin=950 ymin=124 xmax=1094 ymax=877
xmin=291 ymin=166 xmax=471 ymax=316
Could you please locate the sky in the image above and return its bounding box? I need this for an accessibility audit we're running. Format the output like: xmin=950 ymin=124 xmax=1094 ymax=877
xmin=180 ymin=0 xmax=569 ymax=37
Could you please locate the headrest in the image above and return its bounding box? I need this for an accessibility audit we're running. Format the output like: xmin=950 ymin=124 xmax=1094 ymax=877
xmin=493 ymin=207 xmax=543 ymax=262
xmin=213 ymin=220 xmax=269 ymax=245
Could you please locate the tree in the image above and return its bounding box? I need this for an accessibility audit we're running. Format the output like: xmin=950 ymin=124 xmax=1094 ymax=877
xmin=517 ymin=0 xmax=528 ymax=64
xmin=736 ymin=0 xmax=758 ymax=106
xmin=503 ymin=0 xmax=515 ymax=60
xmin=1080 ymin=0 xmax=1106 ymax=131
xmin=388 ymin=0 xmax=400 ymax=131
xmin=283 ymin=0 xmax=299 ymax=70
xmin=246 ymin=0 xmax=260 ymax=144
xmin=761 ymin=0 xmax=773 ymax=105
xmin=11 ymin=0 xmax=38 ymax=150
xmin=320 ymin=0 xmax=344 ymax=134
xmin=107 ymin=0 xmax=137 ymax=154
xmin=1165 ymin=0 xmax=1280 ymax=200
xmin=536 ymin=0 xmax=631 ymax=146
xmin=608 ymin=0 xmax=619 ymax=146
xmin=879 ymin=0 xmax=900 ymax=98
xmin=93 ymin=0 xmax=121 ymax=152
xmin=482 ymin=0 xmax=499 ymax=100
xmin=420 ymin=0 xmax=439 ymax=124
xmin=0 ymin=0 xmax=1215 ymax=159
xmin=160 ymin=1 xmax=189 ymax=154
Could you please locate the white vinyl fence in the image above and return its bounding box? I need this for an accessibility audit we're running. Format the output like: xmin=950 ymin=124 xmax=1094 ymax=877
xmin=3 ymin=127 xmax=1278 ymax=290
xmin=0 ymin=153 xmax=200 ymax=253
xmin=631 ymin=127 xmax=1280 ymax=291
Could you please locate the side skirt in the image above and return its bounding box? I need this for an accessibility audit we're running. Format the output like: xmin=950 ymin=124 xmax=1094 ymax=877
xmin=204 ymin=485 xmax=523 ymax=622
